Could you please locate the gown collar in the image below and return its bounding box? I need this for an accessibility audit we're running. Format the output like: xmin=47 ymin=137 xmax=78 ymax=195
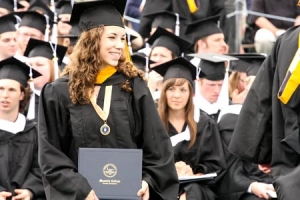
xmin=0 ymin=113 xmax=26 ymax=134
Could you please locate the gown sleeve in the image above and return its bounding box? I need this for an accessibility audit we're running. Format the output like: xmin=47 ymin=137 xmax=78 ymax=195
xmin=132 ymin=78 xmax=179 ymax=200
xmin=21 ymin=127 xmax=45 ymax=198
xmin=38 ymin=83 xmax=92 ymax=200
xmin=228 ymin=36 xmax=281 ymax=164
xmin=193 ymin=114 xmax=227 ymax=176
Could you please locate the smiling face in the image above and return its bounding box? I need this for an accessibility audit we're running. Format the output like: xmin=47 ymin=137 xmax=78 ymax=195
xmin=99 ymin=26 xmax=126 ymax=67
xmin=0 ymin=79 xmax=24 ymax=116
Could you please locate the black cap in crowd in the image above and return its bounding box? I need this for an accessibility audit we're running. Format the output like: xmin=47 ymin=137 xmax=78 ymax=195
xmin=70 ymin=0 xmax=127 ymax=31
xmin=147 ymin=27 xmax=192 ymax=57
xmin=230 ymin=53 xmax=266 ymax=76
xmin=57 ymin=24 xmax=80 ymax=46
xmin=24 ymin=38 xmax=67 ymax=65
xmin=56 ymin=0 xmax=72 ymax=15
xmin=144 ymin=11 xmax=186 ymax=33
xmin=0 ymin=0 xmax=24 ymax=11
xmin=131 ymin=52 xmax=155 ymax=71
xmin=16 ymin=10 xmax=50 ymax=34
xmin=186 ymin=15 xmax=222 ymax=44
xmin=152 ymin=57 xmax=202 ymax=86
xmin=189 ymin=53 xmax=237 ymax=81
xmin=0 ymin=13 xmax=17 ymax=35
xmin=0 ymin=56 xmax=41 ymax=88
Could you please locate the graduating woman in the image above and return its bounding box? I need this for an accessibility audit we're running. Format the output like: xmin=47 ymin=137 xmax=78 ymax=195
xmin=0 ymin=57 xmax=45 ymax=200
xmin=38 ymin=1 xmax=178 ymax=200
xmin=154 ymin=57 xmax=226 ymax=200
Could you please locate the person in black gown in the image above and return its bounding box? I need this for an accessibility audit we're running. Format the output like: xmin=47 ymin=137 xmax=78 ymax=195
xmin=0 ymin=57 xmax=45 ymax=200
xmin=154 ymin=57 xmax=226 ymax=200
xmin=38 ymin=1 xmax=178 ymax=200
xmin=24 ymin=38 xmax=67 ymax=120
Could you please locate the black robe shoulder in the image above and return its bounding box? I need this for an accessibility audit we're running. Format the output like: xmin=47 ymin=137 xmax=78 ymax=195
xmin=0 ymin=120 xmax=45 ymax=199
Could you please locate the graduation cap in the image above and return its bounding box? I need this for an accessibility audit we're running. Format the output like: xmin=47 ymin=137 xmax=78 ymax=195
xmin=229 ymin=53 xmax=266 ymax=76
xmin=131 ymin=52 xmax=155 ymax=72
xmin=147 ymin=27 xmax=192 ymax=57
xmin=189 ymin=53 xmax=237 ymax=81
xmin=16 ymin=11 xmax=50 ymax=34
xmin=186 ymin=15 xmax=222 ymax=43
xmin=144 ymin=11 xmax=186 ymax=36
xmin=28 ymin=0 xmax=54 ymax=20
xmin=152 ymin=57 xmax=201 ymax=86
xmin=0 ymin=13 xmax=17 ymax=35
xmin=70 ymin=0 xmax=127 ymax=31
xmin=0 ymin=56 xmax=41 ymax=88
xmin=0 ymin=0 xmax=24 ymax=11
xmin=24 ymin=38 xmax=67 ymax=65
xmin=57 ymin=24 xmax=80 ymax=46
xmin=56 ymin=0 xmax=72 ymax=15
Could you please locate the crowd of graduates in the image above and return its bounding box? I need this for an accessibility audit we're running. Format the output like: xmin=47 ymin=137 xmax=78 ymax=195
xmin=1 ymin=0 xmax=300 ymax=200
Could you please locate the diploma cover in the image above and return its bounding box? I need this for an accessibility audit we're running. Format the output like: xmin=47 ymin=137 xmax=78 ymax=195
xmin=78 ymin=148 xmax=142 ymax=199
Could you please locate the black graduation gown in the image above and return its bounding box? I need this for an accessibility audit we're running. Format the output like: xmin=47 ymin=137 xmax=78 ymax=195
xmin=0 ymin=120 xmax=45 ymax=200
xmin=200 ymin=109 xmax=220 ymax=122
xmin=228 ymin=26 xmax=300 ymax=200
xmin=38 ymin=72 xmax=179 ymax=200
xmin=215 ymin=113 xmax=273 ymax=200
xmin=139 ymin=0 xmax=224 ymax=39
xmin=170 ymin=112 xmax=226 ymax=200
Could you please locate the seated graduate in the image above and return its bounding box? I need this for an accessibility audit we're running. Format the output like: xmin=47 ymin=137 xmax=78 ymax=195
xmin=0 ymin=57 xmax=45 ymax=199
xmin=147 ymin=27 xmax=192 ymax=101
xmin=154 ymin=57 xmax=226 ymax=200
xmin=215 ymin=54 xmax=274 ymax=200
xmin=228 ymin=53 xmax=267 ymax=105
xmin=190 ymin=53 xmax=236 ymax=121
xmin=38 ymin=1 xmax=179 ymax=199
xmin=23 ymin=38 xmax=67 ymax=120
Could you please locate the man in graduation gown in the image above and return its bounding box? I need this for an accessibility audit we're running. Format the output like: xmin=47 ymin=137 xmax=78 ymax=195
xmin=0 ymin=57 xmax=45 ymax=200
xmin=229 ymin=25 xmax=300 ymax=200
xmin=215 ymin=105 xmax=274 ymax=200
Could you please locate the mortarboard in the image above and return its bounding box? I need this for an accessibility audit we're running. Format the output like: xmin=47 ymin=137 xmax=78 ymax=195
xmin=0 ymin=13 xmax=17 ymax=35
xmin=229 ymin=53 xmax=266 ymax=76
xmin=0 ymin=56 xmax=41 ymax=88
xmin=0 ymin=0 xmax=24 ymax=11
xmin=56 ymin=0 xmax=72 ymax=15
xmin=70 ymin=0 xmax=127 ymax=31
xmin=131 ymin=52 xmax=155 ymax=72
xmin=147 ymin=27 xmax=192 ymax=57
xmin=16 ymin=11 xmax=50 ymax=34
xmin=144 ymin=11 xmax=186 ymax=36
xmin=57 ymin=23 xmax=80 ymax=46
xmin=152 ymin=57 xmax=203 ymax=86
xmin=189 ymin=53 xmax=237 ymax=81
xmin=185 ymin=15 xmax=222 ymax=44
xmin=24 ymin=38 xmax=67 ymax=65
xmin=28 ymin=0 xmax=54 ymax=20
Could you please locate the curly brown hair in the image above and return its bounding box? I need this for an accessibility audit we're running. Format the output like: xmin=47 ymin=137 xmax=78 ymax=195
xmin=62 ymin=26 xmax=144 ymax=105
xmin=19 ymin=85 xmax=32 ymax=114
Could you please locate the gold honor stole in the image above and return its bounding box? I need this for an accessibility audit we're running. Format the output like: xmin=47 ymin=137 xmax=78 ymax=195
xmin=278 ymin=33 xmax=300 ymax=104
xmin=187 ymin=0 xmax=199 ymax=13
